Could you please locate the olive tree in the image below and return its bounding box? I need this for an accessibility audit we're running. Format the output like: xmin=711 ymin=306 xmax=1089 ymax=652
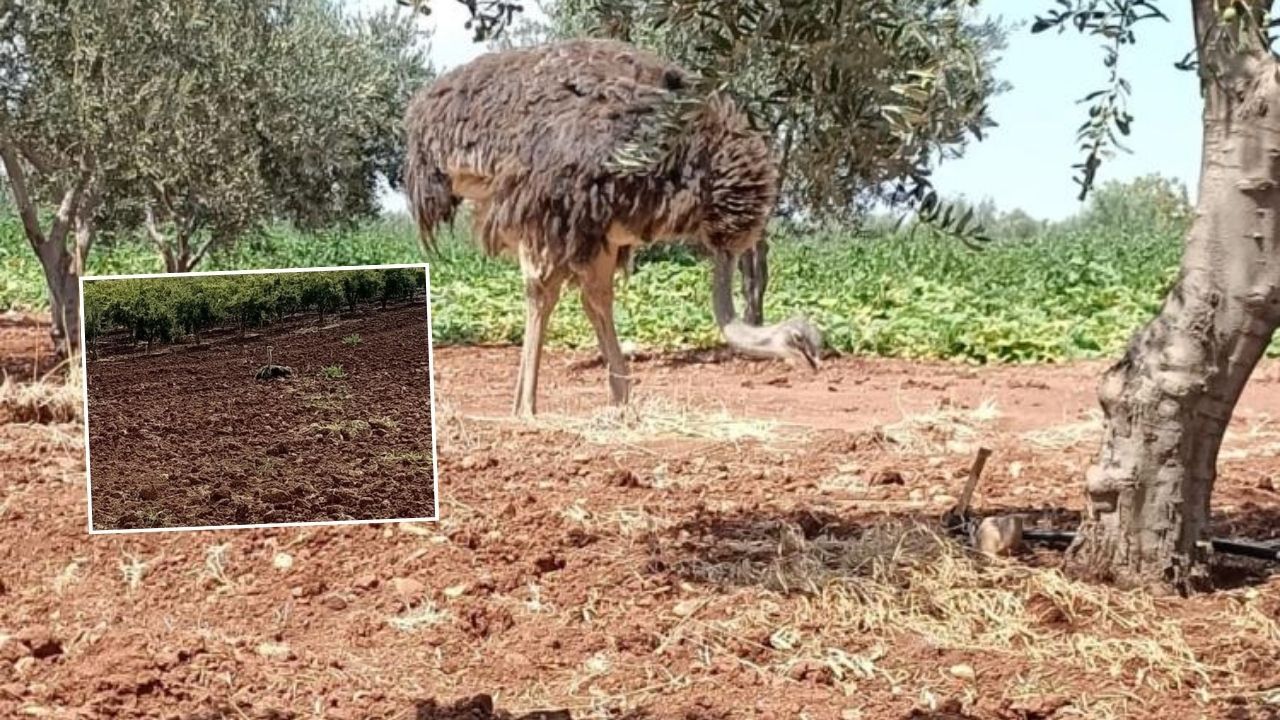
xmin=530 ymin=0 xmax=1007 ymax=324
xmin=0 ymin=0 xmax=430 ymax=355
xmin=1021 ymin=0 xmax=1280 ymax=591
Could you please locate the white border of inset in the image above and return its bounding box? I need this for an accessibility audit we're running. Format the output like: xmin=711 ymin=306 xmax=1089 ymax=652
xmin=79 ymin=262 xmax=441 ymax=535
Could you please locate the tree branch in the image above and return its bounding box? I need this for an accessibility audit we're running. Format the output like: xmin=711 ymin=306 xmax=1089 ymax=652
xmin=15 ymin=141 xmax=52 ymax=176
xmin=189 ymin=232 xmax=217 ymax=271
xmin=0 ymin=138 xmax=47 ymax=248
xmin=47 ymin=163 xmax=93 ymax=250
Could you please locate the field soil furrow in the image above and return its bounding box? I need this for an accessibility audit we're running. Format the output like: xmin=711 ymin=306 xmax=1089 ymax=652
xmin=84 ymin=302 xmax=436 ymax=530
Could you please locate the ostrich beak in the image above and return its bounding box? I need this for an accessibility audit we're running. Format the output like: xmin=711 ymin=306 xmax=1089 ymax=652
xmin=800 ymin=343 xmax=821 ymax=371
xmin=780 ymin=316 xmax=823 ymax=372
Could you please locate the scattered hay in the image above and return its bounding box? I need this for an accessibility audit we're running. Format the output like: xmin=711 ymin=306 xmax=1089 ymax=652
xmin=878 ymin=398 xmax=999 ymax=455
xmin=522 ymin=396 xmax=783 ymax=446
xmin=1021 ymin=410 xmax=1104 ymax=451
xmin=0 ymin=357 xmax=83 ymax=424
xmin=310 ymin=419 xmax=371 ymax=440
xmin=658 ymin=520 xmax=1274 ymax=707
xmin=388 ymin=601 xmax=450 ymax=631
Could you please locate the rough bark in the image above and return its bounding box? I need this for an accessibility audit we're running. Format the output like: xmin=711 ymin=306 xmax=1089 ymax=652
xmin=0 ymin=140 xmax=95 ymax=357
xmin=1067 ymin=6 xmax=1280 ymax=590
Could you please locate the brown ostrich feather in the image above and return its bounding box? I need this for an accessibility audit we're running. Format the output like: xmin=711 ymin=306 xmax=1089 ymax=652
xmin=403 ymin=38 xmax=779 ymax=270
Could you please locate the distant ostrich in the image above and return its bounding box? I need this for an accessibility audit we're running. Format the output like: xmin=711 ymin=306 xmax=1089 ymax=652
xmin=404 ymin=39 xmax=823 ymax=416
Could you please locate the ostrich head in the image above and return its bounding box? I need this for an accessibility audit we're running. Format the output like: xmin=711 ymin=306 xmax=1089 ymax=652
xmin=686 ymin=96 xmax=824 ymax=371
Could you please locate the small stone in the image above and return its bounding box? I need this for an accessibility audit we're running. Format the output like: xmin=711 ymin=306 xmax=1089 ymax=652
xmin=975 ymin=515 xmax=1024 ymax=557
xmin=908 ymin=489 xmax=925 ymax=501
xmin=255 ymin=642 xmax=293 ymax=660
xmin=353 ymin=574 xmax=379 ymax=591
xmin=271 ymin=552 xmax=294 ymax=571
xmin=931 ymin=494 xmax=958 ymax=507
xmin=1259 ymin=477 xmax=1276 ymax=492
xmin=321 ymin=595 xmax=348 ymax=611
xmin=443 ymin=584 xmax=467 ymax=598
xmin=841 ymin=710 xmax=862 ymax=720
xmin=391 ymin=577 xmax=425 ymax=603
xmin=672 ymin=599 xmax=701 ymax=617
xmin=949 ymin=663 xmax=976 ymax=681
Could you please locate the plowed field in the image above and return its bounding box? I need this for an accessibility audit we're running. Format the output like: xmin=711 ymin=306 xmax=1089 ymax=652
xmin=84 ymin=301 xmax=436 ymax=530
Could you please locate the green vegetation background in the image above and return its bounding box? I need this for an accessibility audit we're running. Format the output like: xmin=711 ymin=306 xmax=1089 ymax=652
xmin=0 ymin=178 xmax=1191 ymax=363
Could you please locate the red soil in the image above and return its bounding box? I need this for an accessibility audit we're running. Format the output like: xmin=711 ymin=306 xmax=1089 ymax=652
xmin=84 ymin=302 xmax=436 ymax=530
xmin=3 ymin=319 xmax=1280 ymax=719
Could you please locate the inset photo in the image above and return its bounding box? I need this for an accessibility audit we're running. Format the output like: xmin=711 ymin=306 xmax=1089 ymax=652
xmin=80 ymin=264 xmax=438 ymax=533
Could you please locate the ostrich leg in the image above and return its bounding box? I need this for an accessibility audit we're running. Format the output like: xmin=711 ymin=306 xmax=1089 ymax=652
xmin=578 ymin=247 xmax=630 ymax=406
xmin=513 ymin=251 xmax=566 ymax=417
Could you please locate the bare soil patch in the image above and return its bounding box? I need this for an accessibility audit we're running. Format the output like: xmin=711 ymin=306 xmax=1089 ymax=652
xmin=3 ymin=329 xmax=1280 ymax=718
xmin=85 ymin=302 xmax=436 ymax=529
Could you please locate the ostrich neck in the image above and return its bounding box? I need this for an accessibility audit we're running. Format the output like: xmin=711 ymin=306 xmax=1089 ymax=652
xmin=711 ymin=249 xmax=785 ymax=357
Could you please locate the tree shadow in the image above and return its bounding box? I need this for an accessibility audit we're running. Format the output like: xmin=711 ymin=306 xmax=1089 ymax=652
xmin=411 ymin=694 xmax=654 ymax=720
xmin=644 ymin=502 xmax=1280 ymax=593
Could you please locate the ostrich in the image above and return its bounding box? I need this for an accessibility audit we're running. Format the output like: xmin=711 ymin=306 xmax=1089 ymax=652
xmin=404 ymin=39 xmax=823 ymax=416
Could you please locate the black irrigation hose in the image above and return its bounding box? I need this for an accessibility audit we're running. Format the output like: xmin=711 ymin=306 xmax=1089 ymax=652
xmin=1019 ymin=528 xmax=1280 ymax=563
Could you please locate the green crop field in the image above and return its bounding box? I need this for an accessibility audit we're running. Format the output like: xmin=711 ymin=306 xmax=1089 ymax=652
xmin=1 ymin=212 xmax=1185 ymax=363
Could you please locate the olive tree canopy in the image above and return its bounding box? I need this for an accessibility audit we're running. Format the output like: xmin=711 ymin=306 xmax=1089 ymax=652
xmin=0 ymin=0 xmax=431 ymax=353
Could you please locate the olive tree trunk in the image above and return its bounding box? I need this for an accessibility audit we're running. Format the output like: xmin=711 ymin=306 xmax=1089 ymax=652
xmin=0 ymin=141 xmax=96 ymax=358
xmin=1067 ymin=14 xmax=1280 ymax=590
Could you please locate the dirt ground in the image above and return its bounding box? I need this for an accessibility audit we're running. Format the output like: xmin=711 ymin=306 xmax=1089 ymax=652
xmin=3 ymin=315 xmax=1280 ymax=719
xmin=84 ymin=302 xmax=436 ymax=530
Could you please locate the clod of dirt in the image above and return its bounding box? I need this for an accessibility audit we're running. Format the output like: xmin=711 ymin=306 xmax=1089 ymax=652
xmin=459 ymin=455 xmax=497 ymax=471
xmin=465 ymin=604 xmax=515 ymax=638
xmin=609 ymin=469 xmax=642 ymax=488
xmin=786 ymin=658 xmax=833 ymax=684
xmin=321 ymin=595 xmax=348 ymax=611
xmin=414 ymin=694 xmax=570 ymax=720
xmin=16 ymin=627 xmax=62 ymax=660
xmin=1259 ymin=476 xmax=1276 ymax=492
xmin=353 ymin=574 xmax=379 ymax=591
xmin=533 ymin=553 xmax=565 ymax=574
xmin=0 ymin=635 xmax=31 ymax=664
xmin=871 ymin=470 xmax=904 ymax=485
xmin=391 ymin=577 xmax=426 ymax=604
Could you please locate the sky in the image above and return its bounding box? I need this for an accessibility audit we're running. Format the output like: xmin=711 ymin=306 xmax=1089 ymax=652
xmin=354 ymin=0 xmax=1202 ymax=221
